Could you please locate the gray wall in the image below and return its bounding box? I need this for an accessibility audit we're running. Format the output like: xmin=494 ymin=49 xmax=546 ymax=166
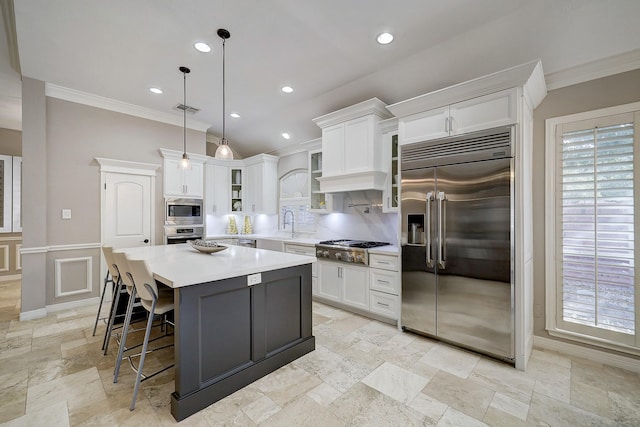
xmin=532 ymin=69 xmax=640 ymax=354
xmin=21 ymin=80 xmax=207 ymax=312
xmin=0 ymin=128 xmax=21 ymax=156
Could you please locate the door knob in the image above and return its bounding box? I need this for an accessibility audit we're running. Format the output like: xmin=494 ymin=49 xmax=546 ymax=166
xmin=142 ymin=239 xmax=149 ymax=244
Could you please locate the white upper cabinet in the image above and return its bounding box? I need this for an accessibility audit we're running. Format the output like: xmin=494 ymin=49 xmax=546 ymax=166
xmin=204 ymin=154 xmax=279 ymax=215
xmin=204 ymin=158 xmax=230 ymax=215
xmin=308 ymin=149 xmax=342 ymax=214
xmin=399 ymin=88 xmax=517 ymax=145
xmin=313 ymin=98 xmax=393 ymax=193
xmin=160 ymin=148 xmax=206 ymax=198
xmin=243 ymin=154 xmax=278 ymax=214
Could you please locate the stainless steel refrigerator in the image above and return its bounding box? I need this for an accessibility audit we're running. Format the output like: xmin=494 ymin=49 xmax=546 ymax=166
xmin=400 ymin=127 xmax=514 ymax=363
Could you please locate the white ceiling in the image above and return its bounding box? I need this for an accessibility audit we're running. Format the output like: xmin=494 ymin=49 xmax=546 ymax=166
xmin=2 ymin=0 xmax=640 ymax=157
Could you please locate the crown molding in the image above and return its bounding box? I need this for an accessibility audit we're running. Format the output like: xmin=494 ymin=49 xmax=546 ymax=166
xmin=545 ymin=49 xmax=640 ymax=91
xmin=45 ymin=83 xmax=212 ymax=132
xmin=1 ymin=0 xmax=21 ymax=74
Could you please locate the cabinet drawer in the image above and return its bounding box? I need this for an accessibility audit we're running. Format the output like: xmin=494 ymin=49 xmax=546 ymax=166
xmin=370 ymin=268 xmax=399 ymax=295
xmin=368 ymin=253 xmax=398 ymax=271
xmin=369 ymin=291 xmax=398 ymax=319
xmin=285 ymin=243 xmax=317 ymax=277
xmin=284 ymin=243 xmax=316 ymax=256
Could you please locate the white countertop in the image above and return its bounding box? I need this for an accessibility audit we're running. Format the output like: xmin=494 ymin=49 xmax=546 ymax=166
xmin=368 ymin=245 xmax=400 ymax=255
xmin=115 ymin=243 xmax=316 ymax=288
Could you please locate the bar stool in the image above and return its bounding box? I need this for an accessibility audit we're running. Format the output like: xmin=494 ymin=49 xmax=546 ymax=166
xmin=101 ymin=247 xmax=130 ymax=354
xmin=92 ymin=246 xmax=117 ymax=336
xmin=124 ymin=257 xmax=175 ymax=410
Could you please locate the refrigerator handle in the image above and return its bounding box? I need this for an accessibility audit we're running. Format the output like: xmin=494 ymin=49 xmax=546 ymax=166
xmin=426 ymin=191 xmax=434 ymax=267
xmin=437 ymin=191 xmax=446 ymax=269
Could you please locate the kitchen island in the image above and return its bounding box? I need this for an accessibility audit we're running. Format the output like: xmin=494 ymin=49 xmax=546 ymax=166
xmin=118 ymin=243 xmax=316 ymax=421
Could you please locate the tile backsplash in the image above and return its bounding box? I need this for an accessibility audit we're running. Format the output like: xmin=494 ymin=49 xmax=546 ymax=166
xmin=206 ymin=190 xmax=398 ymax=244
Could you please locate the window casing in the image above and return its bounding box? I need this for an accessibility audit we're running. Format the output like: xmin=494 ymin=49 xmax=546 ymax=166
xmin=545 ymin=102 xmax=640 ymax=353
xmin=278 ymin=169 xmax=315 ymax=233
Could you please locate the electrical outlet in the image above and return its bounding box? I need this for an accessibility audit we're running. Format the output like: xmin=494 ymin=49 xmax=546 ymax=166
xmin=247 ymin=273 xmax=261 ymax=286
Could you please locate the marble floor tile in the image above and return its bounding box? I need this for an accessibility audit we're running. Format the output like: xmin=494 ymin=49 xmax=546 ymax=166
xmin=253 ymin=364 xmax=322 ymax=407
xmin=2 ymin=400 xmax=70 ymax=427
xmin=361 ymin=361 xmax=429 ymax=405
xmin=527 ymin=391 xmax=616 ymax=427
xmin=418 ymin=343 xmax=480 ymax=379
xmin=306 ymin=382 xmax=343 ymax=406
xmin=488 ymin=392 xmax=529 ymax=420
xmin=469 ymin=357 xmax=535 ymax=404
xmin=26 ymin=367 xmax=107 ymax=414
xmin=436 ymin=407 xmax=490 ymax=427
xmin=407 ymin=391 xmax=448 ymax=423
xmin=422 ymin=369 xmax=495 ymax=420
xmin=241 ymin=394 xmax=280 ymax=424
xmin=1 ymin=280 xmax=639 ymax=426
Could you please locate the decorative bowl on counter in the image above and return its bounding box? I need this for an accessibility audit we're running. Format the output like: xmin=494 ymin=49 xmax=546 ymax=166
xmin=188 ymin=239 xmax=228 ymax=254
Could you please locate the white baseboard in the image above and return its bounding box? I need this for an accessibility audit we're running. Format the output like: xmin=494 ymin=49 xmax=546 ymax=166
xmin=19 ymin=308 xmax=47 ymax=321
xmin=534 ymin=336 xmax=640 ymax=373
xmin=46 ymin=297 xmax=100 ymax=313
xmin=19 ymin=297 xmax=100 ymax=321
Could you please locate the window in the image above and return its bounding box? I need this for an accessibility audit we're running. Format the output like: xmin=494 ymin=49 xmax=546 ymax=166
xmin=546 ymin=102 xmax=640 ymax=352
xmin=279 ymin=169 xmax=315 ymax=233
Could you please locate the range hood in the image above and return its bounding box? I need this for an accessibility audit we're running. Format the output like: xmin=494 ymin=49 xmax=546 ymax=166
xmin=312 ymin=98 xmax=393 ymax=193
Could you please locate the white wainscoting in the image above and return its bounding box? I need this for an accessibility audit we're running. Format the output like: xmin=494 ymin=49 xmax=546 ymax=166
xmin=15 ymin=244 xmax=21 ymax=270
xmin=0 ymin=244 xmax=9 ymax=272
xmin=54 ymin=256 xmax=93 ymax=298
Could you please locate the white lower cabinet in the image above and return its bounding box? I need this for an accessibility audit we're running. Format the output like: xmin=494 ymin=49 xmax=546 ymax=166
xmin=367 ymin=252 xmax=400 ymax=320
xmin=284 ymin=243 xmax=318 ymax=295
xmin=370 ymin=290 xmax=398 ymax=319
xmin=318 ymin=261 xmax=369 ymax=311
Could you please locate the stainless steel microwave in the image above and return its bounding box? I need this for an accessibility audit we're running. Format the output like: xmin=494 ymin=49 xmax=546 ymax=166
xmin=165 ymin=197 xmax=203 ymax=225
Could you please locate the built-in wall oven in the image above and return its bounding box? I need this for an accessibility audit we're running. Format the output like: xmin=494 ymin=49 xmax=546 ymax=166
xmin=164 ymin=225 xmax=204 ymax=245
xmin=164 ymin=197 xmax=204 ymax=244
xmin=165 ymin=197 xmax=203 ymax=225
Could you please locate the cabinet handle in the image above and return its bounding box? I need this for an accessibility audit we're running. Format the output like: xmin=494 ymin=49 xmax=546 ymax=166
xmin=378 ymin=261 xmax=390 ymax=265
xmin=378 ymin=280 xmax=390 ymax=284
xmin=338 ymin=267 xmax=342 ymax=278
xmin=445 ymin=117 xmax=449 ymax=133
xmin=387 ymin=197 xmax=390 ymax=209
xmin=377 ymin=301 xmax=390 ymax=307
xmin=449 ymin=116 xmax=455 ymax=133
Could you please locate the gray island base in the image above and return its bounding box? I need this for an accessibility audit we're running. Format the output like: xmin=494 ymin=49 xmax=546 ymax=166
xmin=170 ymin=264 xmax=314 ymax=421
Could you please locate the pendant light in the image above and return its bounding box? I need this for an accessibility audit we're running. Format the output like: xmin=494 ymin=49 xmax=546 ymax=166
xmin=214 ymin=28 xmax=234 ymax=160
xmin=179 ymin=66 xmax=191 ymax=169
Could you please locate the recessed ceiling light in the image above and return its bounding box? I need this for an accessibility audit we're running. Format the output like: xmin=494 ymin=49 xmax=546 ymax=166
xmin=230 ymin=112 xmax=240 ymax=118
xmin=194 ymin=42 xmax=211 ymax=53
xmin=149 ymin=87 xmax=163 ymax=94
xmin=281 ymin=86 xmax=294 ymax=93
xmin=376 ymin=32 xmax=394 ymax=45
xmin=282 ymin=132 xmax=291 ymax=140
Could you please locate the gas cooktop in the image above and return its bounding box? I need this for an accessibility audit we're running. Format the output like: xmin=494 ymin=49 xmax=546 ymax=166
xmin=318 ymin=239 xmax=390 ymax=249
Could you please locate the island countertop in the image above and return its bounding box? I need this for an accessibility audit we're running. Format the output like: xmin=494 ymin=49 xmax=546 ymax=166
xmin=115 ymin=243 xmax=317 ymax=288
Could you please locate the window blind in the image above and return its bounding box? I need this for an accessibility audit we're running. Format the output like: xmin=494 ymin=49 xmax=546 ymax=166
xmin=560 ymin=122 xmax=635 ymax=335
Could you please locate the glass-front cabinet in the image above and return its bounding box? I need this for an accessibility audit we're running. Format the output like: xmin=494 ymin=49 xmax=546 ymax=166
xmin=381 ymin=118 xmax=399 ymax=213
xmin=230 ymin=167 xmax=243 ymax=212
xmin=308 ymin=150 xmax=342 ymax=213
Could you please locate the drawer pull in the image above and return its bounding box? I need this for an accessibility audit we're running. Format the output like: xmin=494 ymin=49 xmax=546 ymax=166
xmin=377 ymin=301 xmax=390 ymax=307
xmin=378 ymin=280 xmax=390 ymax=284
xmin=377 ymin=261 xmax=391 ymax=265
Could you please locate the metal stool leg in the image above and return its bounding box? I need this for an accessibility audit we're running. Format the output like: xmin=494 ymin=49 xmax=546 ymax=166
xmin=102 ymin=277 xmax=123 ymax=354
xmin=92 ymin=271 xmax=112 ymax=336
xmin=113 ymin=286 xmax=137 ymax=383
xmin=130 ymin=290 xmax=157 ymax=410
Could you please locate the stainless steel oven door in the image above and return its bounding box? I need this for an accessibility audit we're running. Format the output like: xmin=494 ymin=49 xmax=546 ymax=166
xmin=164 ymin=225 xmax=204 ymax=245
xmin=165 ymin=197 xmax=203 ymax=225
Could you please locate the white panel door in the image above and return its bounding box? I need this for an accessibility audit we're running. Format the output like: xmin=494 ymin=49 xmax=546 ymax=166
xmin=104 ymin=172 xmax=152 ymax=249
xmin=342 ymin=264 xmax=369 ymax=310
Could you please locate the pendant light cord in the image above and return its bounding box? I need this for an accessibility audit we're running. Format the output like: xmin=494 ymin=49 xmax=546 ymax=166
xmin=221 ymin=36 xmax=226 ymax=142
xmin=183 ymin=69 xmax=187 ymax=153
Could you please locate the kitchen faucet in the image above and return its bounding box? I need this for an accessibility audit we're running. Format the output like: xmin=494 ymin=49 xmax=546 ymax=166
xmin=283 ymin=209 xmax=295 ymax=238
